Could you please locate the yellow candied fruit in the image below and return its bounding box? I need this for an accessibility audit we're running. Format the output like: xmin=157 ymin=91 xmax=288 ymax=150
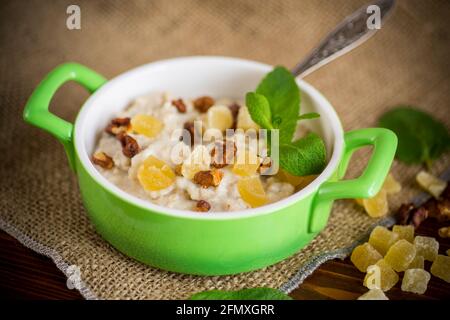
xmin=383 ymin=173 xmax=401 ymax=194
xmin=131 ymin=114 xmax=164 ymax=138
xmin=358 ymin=189 xmax=389 ymax=218
xmin=137 ymin=156 xmax=175 ymax=191
xmin=237 ymin=106 xmax=260 ymax=131
xmin=277 ymin=170 xmax=317 ymax=189
xmin=237 ymin=176 xmax=267 ymax=208
xmin=416 ymin=170 xmax=447 ymax=198
xmin=206 ymin=105 xmax=233 ymax=131
xmin=232 ymin=150 xmax=260 ymax=177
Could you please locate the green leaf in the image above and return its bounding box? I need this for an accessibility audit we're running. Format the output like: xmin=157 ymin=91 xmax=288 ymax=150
xmin=246 ymin=92 xmax=273 ymax=129
xmin=298 ymin=112 xmax=320 ymax=120
xmin=378 ymin=107 xmax=450 ymax=166
xmin=279 ymin=133 xmax=327 ymax=176
xmin=189 ymin=287 xmax=293 ymax=300
xmin=256 ymin=66 xmax=300 ymax=143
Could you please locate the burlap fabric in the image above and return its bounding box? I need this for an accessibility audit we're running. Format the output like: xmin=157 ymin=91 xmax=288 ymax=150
xmin=0 ymin=0 xmax=449 ymax=299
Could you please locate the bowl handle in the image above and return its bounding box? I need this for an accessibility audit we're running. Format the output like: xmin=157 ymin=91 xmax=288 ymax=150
xmin=23 ymin=63 xmax=107 ymax=171
xmin=308 ymin=128 xmax=398 ymax=233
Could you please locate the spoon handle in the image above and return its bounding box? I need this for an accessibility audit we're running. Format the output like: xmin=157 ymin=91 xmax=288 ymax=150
xmin=291 ymin=0 xmax=396 ymax=78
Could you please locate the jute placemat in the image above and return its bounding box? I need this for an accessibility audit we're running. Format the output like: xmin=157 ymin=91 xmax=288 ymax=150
xmin=0 ymin=0 xmax=449 ymax=300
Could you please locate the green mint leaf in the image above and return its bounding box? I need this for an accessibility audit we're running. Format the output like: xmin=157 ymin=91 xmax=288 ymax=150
xmin=298 ymin=112 xmax=320 ymax=120
xmin=256 ymin=66 xmax=300 ymax=144
xmin=246 ymin=92 xmax=273 ymax=129
xmin=378 ymin=106 xmax=450 ymax=166
xmin=279 ymin=133 xmax=326 ymax=176
xmin=189 ymin=287 xmax=293 ymax=300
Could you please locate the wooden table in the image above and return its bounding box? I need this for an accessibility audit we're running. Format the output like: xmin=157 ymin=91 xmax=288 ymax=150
xmin=0 ymin=218 xmax=448 ymax=300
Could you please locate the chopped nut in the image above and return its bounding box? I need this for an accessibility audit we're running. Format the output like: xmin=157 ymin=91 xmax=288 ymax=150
xmin=193 ymin=96 xmax=214 ymax=113
xmin=211 ymin=140 xmax=236 ymax=168
xmin=195 ymin=200 xmax=211 ymax=212
xmin=174 ymin=164 xmax=183 ymax=176
xmin=181 ymin=121 xmax=202 ymax=146
xmin=92 ymin=152 xmax=114 ymax=169
xmin=438 ymin=227 xmax=450 ymax=238
xmin=171 ymin=99 xmax=187 ymax=113
xmin=228 ymin=103 xmax=241 ymax=129
xmin=118 ymin=133 xmax=140 ymax=158
xmin=258 ymin=157 xmax=272 ymax=175
xmin=105 ymin=117 xmax=131 ymax=136
xmin=193 ymin=170 xmax=223 ymax=188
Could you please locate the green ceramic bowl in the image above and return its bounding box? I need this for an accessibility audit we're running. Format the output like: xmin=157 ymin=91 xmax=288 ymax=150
xmin=23 ymin=57 xmax=397 ymax=275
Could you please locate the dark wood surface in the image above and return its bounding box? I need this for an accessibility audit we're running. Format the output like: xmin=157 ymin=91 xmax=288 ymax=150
xmin=0 ymin=218 xmax=448 ymax=300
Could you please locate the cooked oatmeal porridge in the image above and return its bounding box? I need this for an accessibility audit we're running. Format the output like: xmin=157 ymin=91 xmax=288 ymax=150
xmin=92 ymin=92 xmax=315 ymax=212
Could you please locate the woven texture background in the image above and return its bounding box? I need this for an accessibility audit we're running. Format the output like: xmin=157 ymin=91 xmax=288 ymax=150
xmin=0 ymin=0 xmax=449 ymax=299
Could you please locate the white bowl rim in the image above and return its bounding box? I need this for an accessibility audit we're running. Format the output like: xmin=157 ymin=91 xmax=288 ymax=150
xmin=74 ymin=56 xmax=344 ymax=220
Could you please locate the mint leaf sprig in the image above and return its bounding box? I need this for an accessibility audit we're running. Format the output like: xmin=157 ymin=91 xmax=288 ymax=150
xmin=245 ymin=66 xmax=326 ymax=176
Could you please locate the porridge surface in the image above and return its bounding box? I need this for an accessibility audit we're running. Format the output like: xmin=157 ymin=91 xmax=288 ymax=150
xmin=93 ymin=92 xmax=313 ymax=212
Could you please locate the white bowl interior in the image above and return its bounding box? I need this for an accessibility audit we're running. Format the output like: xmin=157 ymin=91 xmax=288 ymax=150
xmin=75 ymin=56 xmax=344 ymax=219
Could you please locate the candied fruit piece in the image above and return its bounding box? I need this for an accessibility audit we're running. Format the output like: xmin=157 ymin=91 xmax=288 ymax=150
xmin=277 ymin=170 xmax=317 ymax=189
xmin=384 ymin=239 xmax=416 ymax=272
xmin=408 ymin=255 xmax=424 ymax=269
xmin=414 ymin=236 xmax=439 ymax=261
xmin=350 ymin=243 xmax=382 ymax=273
xmin=447 ymin=249 xmax=450 ymax=256
xmin=368 ymin=226 xmax=399 ymax=256
xmin=130 ymin=114 xmax=164 ymax=138
xmin=237 ymin=176 xmax=267 ymax=208
xmin=360 ymin=189 xmax=388 ymax=218
xmin=206 ymin=105 xmax=233 ymax=131
xmin=416 ymin=170 xmax=447 ymax=198
xmin=383 ymin=173 xmax=401 ymax=194
xmin=364 ymin=259 xmax=399 ymax=292
xmin=357 ymin=289 xmax=389 ymax=300
xmin=430 ymin=255 xmax=450 ymax=283
xmin=392 ymin=225 xmax=415 ymax=243
xmin=137 ymin=156 xmax=175 ymax=191
xmin=237 ymin=106 xmax=259 ymax=131
xmin=401 ymin=269 xmax=431 ymax=294
xmin=181 ymin=145 xmax=211 ymax=179
xmin=232 ymin=150 xmax=260 ymax=177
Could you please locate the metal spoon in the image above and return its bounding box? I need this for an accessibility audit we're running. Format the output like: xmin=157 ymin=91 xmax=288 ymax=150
xmin=291 ymin=0 xmax=396 ymax=78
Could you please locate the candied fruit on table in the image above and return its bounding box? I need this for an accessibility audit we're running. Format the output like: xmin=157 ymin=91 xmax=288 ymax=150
xmin=368 ymin=226 xmax=400 ymax=256
xmin=414 ymin=236 xmax=439 ymax=261
xmin=358 ymin=189 xmax=389 ymax=218
xmin=364 ymin=259 xmax=399 ymax=292
xmin=392 ymin=225 xmax=415 ymax=243
xmin=382 ymin=173 xmax=402 ymax=194
xmin=351 ymin=243 xmax=382 ymax=273
xmin=130 ymin=114 xmax=164 ymax=138
xmin=408 ymin=255 xmax=425 ymax=269
xmin=401 ymin=269 xmax=431 ymax=294
xmin=237 ymin=176 xmax=267 ymax=208
xmin=357 ymin=289 xmax=389 ymax=300
xmin=416 ymin=170 xmax=447 ymax=198
xmin=384 ymin=239 xmax=416 ymax=272
xmin=137 ymin=156 xmax=175 ymax=191
xmin=430 ymin=255 xmax=450 ymax=283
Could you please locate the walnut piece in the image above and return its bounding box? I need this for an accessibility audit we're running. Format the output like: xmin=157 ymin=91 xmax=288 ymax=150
xmin=195 ymin=200 xmax=211 ymax=212
xmin=193 ymin=96 xmax=214 ymax=113
xmin=171 ymin=99 xmax=187 ymax=113
xmin=211 ymin=140 xmax=236 ymax=168
xmin=92 ymin=152 xmax=114 ymax=169
xmin=118 ymin=133 xmax=140 ymax=158
xmin=105 ymin=117 xmax=131 ymax=136
xmin=193 ymin=170 xmax=223 ymax=188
